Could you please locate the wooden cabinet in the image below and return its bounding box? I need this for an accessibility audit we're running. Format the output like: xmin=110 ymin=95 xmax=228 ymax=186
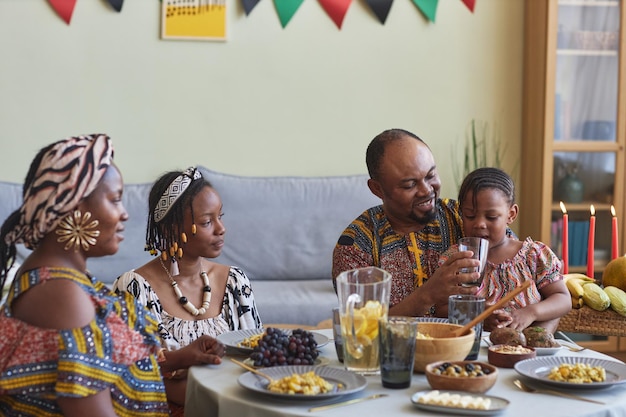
xmin=521 ymin=0 xmax=626 ymax=351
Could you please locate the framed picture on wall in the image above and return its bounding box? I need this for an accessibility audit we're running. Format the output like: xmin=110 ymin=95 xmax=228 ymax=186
xmin=161 ymin=0 xmax=227 ymax=41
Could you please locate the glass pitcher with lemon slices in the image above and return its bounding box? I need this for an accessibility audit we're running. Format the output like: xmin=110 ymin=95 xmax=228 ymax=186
xmin=336 ymin=267 xmax=391 ymax=375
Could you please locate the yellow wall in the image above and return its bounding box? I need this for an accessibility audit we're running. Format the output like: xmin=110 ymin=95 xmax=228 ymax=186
xmin=0 ymin=0 xmax=523 ymax=199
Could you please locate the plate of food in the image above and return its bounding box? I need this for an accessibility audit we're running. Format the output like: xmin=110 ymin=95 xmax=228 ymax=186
xmin=217 ymin=328 xmax=330 ymax=355
xmin=410 ymin=390 xmax=509 ymax=415
xmin=514 ymin=356 xmax=626 ymax=390
xmin=237 ymin=365 xmax=367 ymax=400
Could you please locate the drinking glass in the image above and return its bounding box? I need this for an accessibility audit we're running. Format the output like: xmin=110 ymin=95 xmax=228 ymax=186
xmin=448 ymin=294 xmax=485 ymax=360
xmin=332 ymin=307 xmax=344 ymax=363
xmin=379 ymin=316 xmax=418 ymax=388
xmin=458 ymin=237 xmax=489 ymax=287
xmin=336 ymin=267 xmax=391 ymax=375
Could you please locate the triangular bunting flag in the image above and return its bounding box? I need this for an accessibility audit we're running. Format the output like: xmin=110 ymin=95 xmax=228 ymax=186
xmin=412 ymin=0 xmax=438 ymax=22
xmin=273 ymin=0 xmax=305 ymax=28
xmin=461 ymin=0 xmax=475 ymax=12
xmin=365 ymin=0 xmax=394 ymax=24
xmin=47 ymin=0 xmax=77 ymax=25
xmin=318 ymin=0 xmax=352 ymax=29
xmin=106 ymin=0 xmax=124 ymax=12
xmin=242 ymin=0 xmax=262 ymax=15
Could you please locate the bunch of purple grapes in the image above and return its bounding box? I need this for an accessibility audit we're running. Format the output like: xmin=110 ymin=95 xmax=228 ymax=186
xmin=248 ymin=327 xmax=319 ymax=367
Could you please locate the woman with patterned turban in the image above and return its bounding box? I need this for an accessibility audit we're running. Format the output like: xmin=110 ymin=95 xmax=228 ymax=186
xmin=0 ymin=135 xmax=224 ymax=417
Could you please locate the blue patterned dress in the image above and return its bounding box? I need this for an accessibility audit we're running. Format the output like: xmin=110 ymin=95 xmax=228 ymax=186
xmin=0 ymin=267 xmax=169 ymax=417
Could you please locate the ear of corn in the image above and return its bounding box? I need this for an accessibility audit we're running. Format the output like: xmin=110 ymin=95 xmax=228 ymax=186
xmin=582 ymin=282 xmax=611 ymax=311
xmin=604 ymin=286 xmax=626 ymax=317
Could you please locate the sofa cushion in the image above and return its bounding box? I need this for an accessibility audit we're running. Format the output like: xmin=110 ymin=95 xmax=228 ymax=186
xmin=200 ymin=168 xmax=380 ymax=281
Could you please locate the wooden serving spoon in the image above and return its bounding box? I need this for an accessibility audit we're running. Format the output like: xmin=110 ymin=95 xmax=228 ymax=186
xmin=451 ymin=280 xmax=532 ymax=337
xmin=230 ymin=358 xmax=274 ymax=383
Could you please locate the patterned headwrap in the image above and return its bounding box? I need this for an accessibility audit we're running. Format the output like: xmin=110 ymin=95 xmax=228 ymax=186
xmin=4 ymin=134 xmax=113 ymax=249
xmin=153 ymin=167 xmax=202 ymax=223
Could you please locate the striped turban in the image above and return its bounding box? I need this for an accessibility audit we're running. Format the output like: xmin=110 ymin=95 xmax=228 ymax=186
xmin=4 ymin=134 xmax=114 ymax=249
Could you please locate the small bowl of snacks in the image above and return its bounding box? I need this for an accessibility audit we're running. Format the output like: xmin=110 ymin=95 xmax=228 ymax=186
xmin=487 ymin=344 xmax=536 ymax=368
xmin=424 ymin=361 xmax=498 ymax=393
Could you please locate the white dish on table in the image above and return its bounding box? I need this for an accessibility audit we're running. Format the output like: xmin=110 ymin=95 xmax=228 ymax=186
xmin=514 ymin=356 xmax=626 ymax=390
xmin=410 ymin=390 xmax=509 ymax=415
xmin=217 ymin=328 xmax=330 ymax=355
xmin=237 ymin=365 xmax=366 ymax=400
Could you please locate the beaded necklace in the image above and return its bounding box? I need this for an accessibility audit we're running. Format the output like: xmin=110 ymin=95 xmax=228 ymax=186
xmin=159 ymin=258 xmax=211 ymax=316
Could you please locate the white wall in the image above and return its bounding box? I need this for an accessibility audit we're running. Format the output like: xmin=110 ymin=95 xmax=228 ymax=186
xmin=0 ymin=0 xmax=523 ymax=199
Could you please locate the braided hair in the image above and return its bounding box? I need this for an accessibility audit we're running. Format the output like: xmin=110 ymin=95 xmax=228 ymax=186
xmin=0 ymin=143 xmax=54 ymax=289
xmin=458 ymin=167 xmax=515 ymax=209
xmin=145 ymin=169 xmax=214 ymax=257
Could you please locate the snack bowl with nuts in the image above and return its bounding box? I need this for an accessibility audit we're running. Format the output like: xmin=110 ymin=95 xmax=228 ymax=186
xmin=424 ymin=361 xmax=498 ymax=393
xmin=488 ymin=344 xmax=536 ymax=368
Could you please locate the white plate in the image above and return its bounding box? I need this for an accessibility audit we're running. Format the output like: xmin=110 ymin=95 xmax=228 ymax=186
xmin=217 ymin=328 xmax=330 ymax=355
xmin=237 ymin=365 xmax=367 ymax=400
xmin=411 ymin=390 xmax=509 ymax=415
xmin=514 ymin=356 xmax=626 ymax=389
xmin=534 ymin=345 xmax=563 ymax=356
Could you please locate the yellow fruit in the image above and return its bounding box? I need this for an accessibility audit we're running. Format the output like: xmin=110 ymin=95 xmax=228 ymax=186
xmin=604 ymin=286 xmax=626 ymax=317
xmin=602 ymin=256 xmax=626 ymax=292
xmin=582 ymin=282 xmax=611 ymax=311
xmin=565 ymin=277 xmax=585 ymax=300
xmin=571 ymin=295 xmax=583 ymax=309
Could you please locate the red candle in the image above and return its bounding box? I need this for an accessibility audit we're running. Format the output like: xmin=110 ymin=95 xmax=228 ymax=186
xmin=587 ymin=205 xmax=596 ymax=278
xmin=560 ymin=202 xmax=568 ymax=274
xmin=611 ymin=205 xmax=619 ymax=260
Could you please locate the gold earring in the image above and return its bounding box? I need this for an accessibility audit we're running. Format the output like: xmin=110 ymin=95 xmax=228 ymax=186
xmin=56 ymin=211 xmax=100 ymax=252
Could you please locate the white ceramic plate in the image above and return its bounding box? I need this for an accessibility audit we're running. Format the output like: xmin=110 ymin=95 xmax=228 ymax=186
xmin=514 ymin=356 xmax=626 ymax=389
xmin=534 ymin=345 xmax=563 ymax=356
xmin=237 ymin=365 xmax=367 ymax=400
xmin=411 ymin=390 xmax=509 ymax=415
xmin=217 ymin=328 xmax=330 ymax=355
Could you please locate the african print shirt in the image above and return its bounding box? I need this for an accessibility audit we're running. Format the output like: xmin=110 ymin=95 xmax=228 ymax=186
xmin=0 ymin=267 xmax=168 ymax=417
xmin=332 ymin=199 xmax=464 ymax=306
xmin=114 ymin=266 xmax=262 ymax=351
xmin=440 ymin=237 xmax=563 ymax=309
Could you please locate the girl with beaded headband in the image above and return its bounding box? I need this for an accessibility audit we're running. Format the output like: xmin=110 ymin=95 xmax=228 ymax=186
xmin=113 ymin=166 xmax=262 ymax=410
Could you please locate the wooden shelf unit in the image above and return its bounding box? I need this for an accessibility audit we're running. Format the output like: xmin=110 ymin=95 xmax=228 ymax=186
xmin=521 ymin=0 xmax=626 ymax=352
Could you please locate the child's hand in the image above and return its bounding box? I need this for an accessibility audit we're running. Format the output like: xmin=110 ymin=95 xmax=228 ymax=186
xmin=485 ymin=309 xmax=512 ymax=332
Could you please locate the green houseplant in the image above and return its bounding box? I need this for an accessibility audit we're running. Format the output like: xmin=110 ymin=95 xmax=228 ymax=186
xmin=452 ymin=119 xmax=514 ymax=193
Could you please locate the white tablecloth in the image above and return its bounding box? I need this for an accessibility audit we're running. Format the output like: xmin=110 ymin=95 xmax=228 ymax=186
xmin=185 ymin=329 xmax=626 ymax=417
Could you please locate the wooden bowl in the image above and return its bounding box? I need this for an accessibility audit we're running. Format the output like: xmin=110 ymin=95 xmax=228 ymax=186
xmin=487 ymin=344 xmax=536 ymax=368
xmin=424 ymin=360 xmax=498 ymax=393
xmin=413 ymin=322 xmax=475 ymax=373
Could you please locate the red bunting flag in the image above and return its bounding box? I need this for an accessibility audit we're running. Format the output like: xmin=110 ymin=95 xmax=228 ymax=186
xmin=273 ymin=0 xmax=306 ymax=28
xmin=461 ymin=0 xmax=475 ymax=12
xmin=106 ymin=0 xmax=124 ymax=12
xmin=318 ymin=0 xmax=352 ymax=29
xmin=412 ymin=0 xmax=438 ymax=22
xmin=47 ymin=0 xmax=77 ymax=25
xmin=365 ymin=0 xmax=394 ymax=24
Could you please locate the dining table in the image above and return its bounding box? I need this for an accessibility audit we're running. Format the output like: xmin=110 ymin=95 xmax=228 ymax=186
xmin=184 ymin=328 xmax=626 ymax=417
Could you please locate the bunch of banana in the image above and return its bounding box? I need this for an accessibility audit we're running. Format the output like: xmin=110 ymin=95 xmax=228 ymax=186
xmin=564 ymin=274 xmax=595 ymax=309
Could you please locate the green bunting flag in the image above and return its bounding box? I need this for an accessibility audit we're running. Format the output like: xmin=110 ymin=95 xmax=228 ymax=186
xmin=273 ymin=0 xmax=306 ymax=28
xmin=412 ymin=0 xmax=438 ymax=22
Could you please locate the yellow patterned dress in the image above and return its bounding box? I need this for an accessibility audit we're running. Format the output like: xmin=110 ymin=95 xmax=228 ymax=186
xmin=0 ymin=267 xmax=169 ymax=416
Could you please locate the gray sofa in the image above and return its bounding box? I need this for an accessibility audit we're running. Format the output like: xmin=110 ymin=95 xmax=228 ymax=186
xmin=0 ymin=167 xmax=380 ymax=326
